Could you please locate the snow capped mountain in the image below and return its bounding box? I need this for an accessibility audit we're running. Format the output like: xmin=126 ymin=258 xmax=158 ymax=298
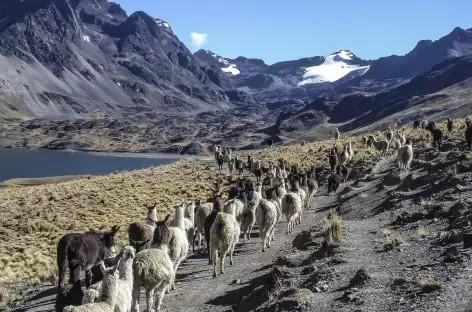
xmin=297 ymin=50 xmax=370 ymax=86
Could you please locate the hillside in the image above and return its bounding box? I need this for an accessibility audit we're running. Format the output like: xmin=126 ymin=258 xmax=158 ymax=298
xmin=4 ymin=116 xmax=472 ymax=312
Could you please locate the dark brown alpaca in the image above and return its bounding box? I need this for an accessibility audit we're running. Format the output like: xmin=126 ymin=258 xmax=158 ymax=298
xmin=55 ymin=225 xmax=120 ymax=311
xmin=56 ymin=225 xmax=121 ymax=291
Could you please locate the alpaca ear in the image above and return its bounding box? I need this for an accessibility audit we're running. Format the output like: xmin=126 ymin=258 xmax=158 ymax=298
xmin=163 ymin=214 xmax=171 ymax=223
xmin=111 ymin=225 xmax=121 ymax=234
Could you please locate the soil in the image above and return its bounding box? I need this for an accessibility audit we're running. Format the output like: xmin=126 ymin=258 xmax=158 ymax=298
xmin=11 ymin=135 xmax=472 ymax=312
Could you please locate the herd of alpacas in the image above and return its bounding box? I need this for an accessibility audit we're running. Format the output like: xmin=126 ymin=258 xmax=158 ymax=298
xmin=54 ymin=117 xmax=472 ymax=312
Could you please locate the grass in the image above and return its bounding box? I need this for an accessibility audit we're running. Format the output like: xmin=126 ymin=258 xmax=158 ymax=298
xmin=322 ymin=212 xmax=343 ymax=246
xmin=418 ymin=226 xmax=431 ymax=238
xmin=382 ymin=228 xmax=404 ymax=251
xmin=419 ymin=279 xmax=442 ymax=293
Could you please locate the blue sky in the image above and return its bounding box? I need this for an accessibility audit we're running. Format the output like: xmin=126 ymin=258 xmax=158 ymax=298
xmin=116 ymin=0 xmax=471 ymax=64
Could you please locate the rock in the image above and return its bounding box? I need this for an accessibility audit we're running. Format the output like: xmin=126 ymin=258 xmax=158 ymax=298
xmin=232 ymin=279 xmax=241 ymax=285
xmin=292 ymin=230 xmax=315 ymax=250
xmin=442 ymin=246 xmax=462 ymax=263
xmin=349 ymin=268 xmax=371 ymax=288
xmin=180 ymin=142 xmax=209 ymax=156
xmin=463 ymin=233 xmax=472 ymax=248
xmin=276 ymin=252 xmax=304 ymax=268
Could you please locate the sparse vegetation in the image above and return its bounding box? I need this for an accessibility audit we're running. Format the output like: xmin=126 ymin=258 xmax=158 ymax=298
xmin=322 ymin=212 xmax=343 ymax=246
xmin=383 ymin=229 xmax=403 ymax=251
xmin=349 ymin=267 xmax=371 ymax=287
xmin=418 ymin=226 xmax=431 ymax=238
xmin=420 ymin=279 xmax=442 ymax=293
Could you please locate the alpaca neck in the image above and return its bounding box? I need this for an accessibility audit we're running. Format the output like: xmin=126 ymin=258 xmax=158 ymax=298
xmin=120 ymin=258 xmax=134 ymax=284
xmin=101 ymin=272 xmax=118 ymax=307
xmin=146 ymin=208 xmax=157 ymax=226
xmin=173 ymin=206 xmax=185 ymax=231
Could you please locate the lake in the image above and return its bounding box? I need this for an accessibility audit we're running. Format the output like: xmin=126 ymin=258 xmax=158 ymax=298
xmin=0 ymin=148 xmax=185 ymax=181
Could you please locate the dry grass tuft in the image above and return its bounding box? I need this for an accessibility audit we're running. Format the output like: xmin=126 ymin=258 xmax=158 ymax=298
xmin=417 ymin=226 xmax=431 ymax=238
xmin=420 ymin=279 xmax=442 ymax=293
xmin=322 ymin=212 xmax=343 ymax=246
xmin=383 ymin=229 xmax=403 ymax=251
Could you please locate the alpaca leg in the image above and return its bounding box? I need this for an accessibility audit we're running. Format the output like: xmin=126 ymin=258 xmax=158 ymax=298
xmin=212 ymin=249 xmax=218 ymax=278
xmin=260 ymin=229 xmax=266 ymax=252
xmin=85 ymin=270 xmax=93 ymax=289
xmin=248 ymin=225 xmax=253 ymax=241
xmin=155 ymin=282 xmax=166 ymax=312
xmin=146 ymin=288 xmax=155 ymax=312
xmin=229 ymin=243 xmax=235 ymax=266
xmin=220 ymin=251 xmax=226 ymax=274
xmin=269 ymin=226 xmax=276 ymax=246
xmin=132 ymin=285 xmax=140 ymax=312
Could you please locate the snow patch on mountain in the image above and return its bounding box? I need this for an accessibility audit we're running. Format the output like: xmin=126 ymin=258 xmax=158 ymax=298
xmin=297 ymin=50 xmax=370 ymax=86
xmin=222 ymin=64 xmax=240 ymax=75
xmin=154 ymin=18 xmax=173 ymax=33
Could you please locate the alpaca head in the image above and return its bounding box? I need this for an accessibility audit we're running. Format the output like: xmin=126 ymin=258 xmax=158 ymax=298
xmin=144 ymin=202 xmax=157 ymax=223
xmin=466 ymin=117 xmax=471 ymax=127
xmin=152 ymin=215 xmax=171 ymax=247
xmin=96 ymin=225 xmax=121 ymax=257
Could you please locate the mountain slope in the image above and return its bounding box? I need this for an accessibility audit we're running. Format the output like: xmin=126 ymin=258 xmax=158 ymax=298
xmin=0 ymin=0 xmax=255 ymax=122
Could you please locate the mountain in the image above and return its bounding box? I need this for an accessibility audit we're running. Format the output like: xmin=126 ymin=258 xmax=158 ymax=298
xmin=273 ymin=53 xmax=472 ymax=137
xmin=194 ymin=49 xmax=371 ymax=102
xmin=0 ymin=0 xmax=256 ymax=123
xmin=195 ymin=28 xmax=472 ymax=104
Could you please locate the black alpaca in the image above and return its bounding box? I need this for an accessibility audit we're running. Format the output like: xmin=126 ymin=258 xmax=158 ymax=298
xmin=55 ymin=225 xmax=120 ymax=311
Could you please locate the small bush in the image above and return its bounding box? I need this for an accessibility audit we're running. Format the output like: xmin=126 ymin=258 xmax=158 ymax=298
xmin=322 ymin=212 xmax=343 ymax=246
xmin=418 ymin=226 xmax=431 ymax=238
xmin=420 ymin=279 xmax=442 ymax=293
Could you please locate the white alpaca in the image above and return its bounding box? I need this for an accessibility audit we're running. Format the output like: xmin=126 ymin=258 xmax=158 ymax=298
xmin=395 ymin=132 xmax=406 ymax=147
xmin=397 ymin=141 xmax=413 ymax=170
xmin=223 ymin=198 xmax=244 ymax=223
xmin=171 ymin=201 xmax=194 ymax=247
xmin=210 ymin=203 xmax=240 ymax=278
xmin=132 ymin=247 xmax=174 ymax=312
xmin=152 ymin=204 xmax=188 ymax=291
xmin=255 ymin=199 xmax=278 ymax=252
xmin=82 ymin=247 xmax=136 ymax=312
xmin=64 ymin=259 xmax=121 ymax=312
xmin=281 ymin=192 xmax=302 ymax=234
xmin=346 ymin=141 xmax=354 ymax=163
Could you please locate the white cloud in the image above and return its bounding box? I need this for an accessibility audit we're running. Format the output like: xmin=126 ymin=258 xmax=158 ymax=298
xmin=190 ymin=32 xmax=208 ymax=48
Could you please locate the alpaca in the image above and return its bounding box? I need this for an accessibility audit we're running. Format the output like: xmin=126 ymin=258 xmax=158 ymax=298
xmin=346 ymin=142 xmax=354 ymax=163
xmin=204 ymin=193 xmax=224 ymax=264
xmin=210 ymin=204 xmax=240 ymax=278
xmin=171 ymin=202 xmax=194 ymax=249
xmin=253 ymin=160 xmax=263 ymax=182
xmin=255 ymin=191 xmax=278 ymax=252
xmin=128 ymin=203 xmax=157 ymax=253
xmin=413 ymin=120 xmax=420 ymax=129
xmin=328 ymin=148 xmax=338 ymax=173
xmin=152 ymin=207 xmax=188 ymax=291
xmin=447 ymin=117 xmax=453 ymax=133
xmin=56 ymin=225 xmax=121 ymax=311
xmin=368 ymin=135 xmax=389 ymax=157
xmin=193 ymin=200 xmax=212 ymax=252
xmin=82 ymin=247 xmax=136 ymax=312
xmin=63 ymin=258 xmax=122 ymax=312
xmin=466 ymin=118 xmax=472 ymax=151
xmin=131 ymin=247 xmax=174 ymax=312
xmin=362 ymin=136 xmax=368 ymax=148
xmin=397 ymin=140 xmax=413 ymax=170
xmin=384 ymin=128 xmax=393 ymax=142
xmin=240 ymin=199 xmax=257 ymax=242
xmin=340 ymin=165 xmax=349 ymax=183
xmin=421 ymin=120 xmax=428 ymax=129
xmin=395 ymin=132 xmax=406 ymax=147
xmin=334 ymin=128 xmax=340 ymax=141
xmin=425 ymin=122 xmax=443 ymax=149
xmin=281 ymin=189 xmax=302 ymax=234
xmin=328 ymin=166 xmax=343 ymax=193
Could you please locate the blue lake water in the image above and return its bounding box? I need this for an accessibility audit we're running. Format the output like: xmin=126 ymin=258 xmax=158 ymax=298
xmin=0 ymin=148 xmax=184 ymax=181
